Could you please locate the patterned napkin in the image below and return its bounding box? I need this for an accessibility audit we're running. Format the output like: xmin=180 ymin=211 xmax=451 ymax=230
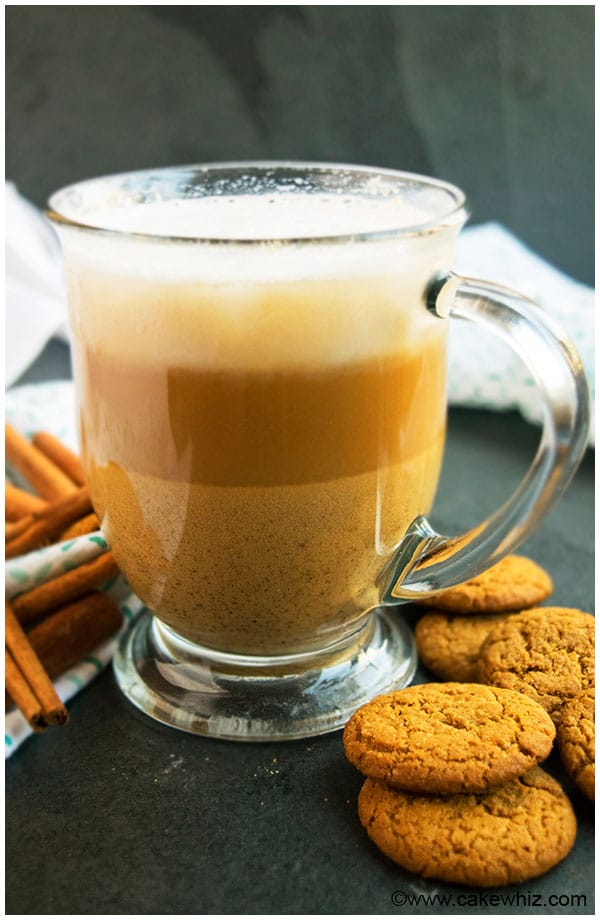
xmin=452 ymin=223 xmax=594 ymax=445
xmin=5 ymin=382 xmax=144 ymax=758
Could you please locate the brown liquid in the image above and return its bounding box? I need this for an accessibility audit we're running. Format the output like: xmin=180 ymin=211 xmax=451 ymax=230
xmin=76 ymin=342 xmax=446 ymax=654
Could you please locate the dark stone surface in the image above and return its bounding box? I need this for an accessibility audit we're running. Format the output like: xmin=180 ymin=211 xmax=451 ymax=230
xmin=5 ymin=6 xmax=594 ymax=284
xmin=6 ymin=345 xmax=595 ymax=914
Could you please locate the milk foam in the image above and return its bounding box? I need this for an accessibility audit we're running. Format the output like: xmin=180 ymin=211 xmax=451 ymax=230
xmin=63 ymin=196 xmax=454 ymax=371
xmin=78 ymin=194 xmax=435 ymax=239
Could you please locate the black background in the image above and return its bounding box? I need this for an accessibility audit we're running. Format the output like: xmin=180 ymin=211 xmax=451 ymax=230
xmin=6 ymin=5 xmax=594 ymax=283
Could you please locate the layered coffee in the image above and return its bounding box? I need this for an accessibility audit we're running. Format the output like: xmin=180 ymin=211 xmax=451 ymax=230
xmin=66 ymin=197 xmax=449 ymax=655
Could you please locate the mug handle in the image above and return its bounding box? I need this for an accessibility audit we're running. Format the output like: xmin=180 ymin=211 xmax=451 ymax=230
xmin=378 ymin=271 xmax=590 ymax=602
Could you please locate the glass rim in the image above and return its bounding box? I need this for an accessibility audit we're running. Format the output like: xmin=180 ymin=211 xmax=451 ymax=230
xmin=46 ymin=160 xmax=470 ymax=247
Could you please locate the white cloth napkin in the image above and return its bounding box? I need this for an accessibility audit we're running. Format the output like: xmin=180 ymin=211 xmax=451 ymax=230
xmin=5 ymin=183 xmax=595 ymax=443
xmin=5 ymin=183 xmax=70 ymax=384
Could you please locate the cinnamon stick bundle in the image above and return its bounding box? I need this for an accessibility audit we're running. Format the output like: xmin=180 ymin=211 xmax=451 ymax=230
xmin=5 ymin=428 xmax=123 ymax=735
xmin=5 ymin=601 xmax=68 ymax=726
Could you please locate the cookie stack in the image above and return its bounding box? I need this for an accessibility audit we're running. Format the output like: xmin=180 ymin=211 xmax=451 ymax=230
xmin=414 ymin=554 xmax=595 ymax=801
xmin=343 ymin=554 xmax=594 ymax=887
xmin=344 ymin=683 xmax=576 ymax=886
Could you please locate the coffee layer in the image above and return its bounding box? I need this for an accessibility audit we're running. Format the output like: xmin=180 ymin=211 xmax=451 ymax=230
xmin=77 ymin=346 xmax=446 ymax=486
xmin=88 ymin=439 xmax=444 ymax=654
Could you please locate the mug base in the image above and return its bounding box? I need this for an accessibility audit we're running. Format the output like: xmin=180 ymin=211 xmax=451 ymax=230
xmin=113 ymin=608 xmax=417 ymax=741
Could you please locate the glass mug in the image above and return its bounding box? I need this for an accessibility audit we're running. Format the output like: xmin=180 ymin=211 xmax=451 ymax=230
xmin=47 ymin=163 xmax=589 ymax=740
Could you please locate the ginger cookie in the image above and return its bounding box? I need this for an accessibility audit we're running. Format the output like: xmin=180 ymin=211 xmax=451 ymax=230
xmin=343 ymin=683 xmax=555 ymax=794
xmin=418 ymin=555 xmax=553 ymax=613
xmin=556 ymin=690 xmax=595 ymax=801
xmin=358 ymin=767 xmax=577 ymax=887
xmin=478 ymin=607 xmax=595 ymax=722
xmin=415 ymin=611 xmax=515 ymax=682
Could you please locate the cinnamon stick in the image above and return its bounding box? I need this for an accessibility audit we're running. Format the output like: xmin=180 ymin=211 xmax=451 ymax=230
xmin=5 ymin=601 xmax=68 ymax=726
xmin=5 ymin=515 xmax=34 ymax=542
xmin=12 ymin=551 xmax=119 ymax=624
xmin=5 ymin=482 xmax=47 ymax=521
xmin=5 ymin=487 xmax=92 ymax=559
xmin=32 ymin=432 xmax=86 ymax=487
xmin=26 ymin=593 xmax=123 ymax=680
xmin=59 ymin=512 xmax=100 ymax=541
xmin=5 ymin=650 xmax=47 ymax=731
xmin=5 ymin=424 xmax=78 ymax=500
